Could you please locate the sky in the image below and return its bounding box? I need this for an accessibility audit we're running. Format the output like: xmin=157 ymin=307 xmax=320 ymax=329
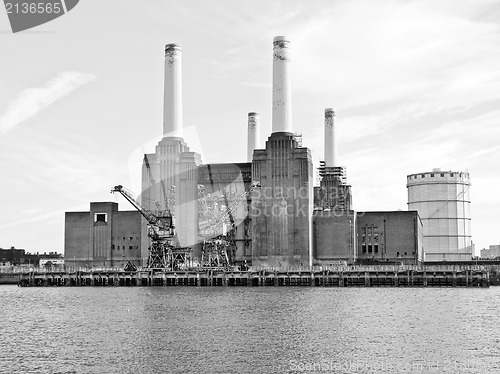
xmin=1 ymin=0 xmax=499 ymax=255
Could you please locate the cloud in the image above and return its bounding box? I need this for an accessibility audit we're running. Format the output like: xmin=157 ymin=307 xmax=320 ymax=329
xmin=21 ymin=208 xmax=43 ymax=215
xmin=291 ymin=0 xmax=500 ymax=111
xmin=0 ymin=71 xmax=96 ymax=134
xmin=0 ymin=209 xmax=63 ymax=229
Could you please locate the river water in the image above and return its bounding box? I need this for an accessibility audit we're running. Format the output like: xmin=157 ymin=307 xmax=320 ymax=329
xmin=0 ymin=286 xmax=499 ymax=373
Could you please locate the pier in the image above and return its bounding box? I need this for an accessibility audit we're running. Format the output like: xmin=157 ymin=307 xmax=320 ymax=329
xmin=16 ymin=265 xmax=490 ymax=287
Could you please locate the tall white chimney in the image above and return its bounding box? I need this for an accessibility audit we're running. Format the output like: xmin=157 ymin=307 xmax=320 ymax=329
xmin=247 ymin=112 xmax=260 ymax=161
xmin=324 ymin=108 xmax=337 ymax=167
xmin=163 ymin=43 xmax=183 ymax=138
xmin=272 ymin=36 xmax=292 ymax=134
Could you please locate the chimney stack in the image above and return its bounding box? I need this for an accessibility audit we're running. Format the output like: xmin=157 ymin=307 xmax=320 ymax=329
xmin=324 ymin=108 xmax=337 ymax=167
xmin=163 ymin=43 xmax=183 ymax=138
xmin=272 ymin=36 xmax=292 ymax=134
xmin=247 ymin=112 xmax=260 ymax=161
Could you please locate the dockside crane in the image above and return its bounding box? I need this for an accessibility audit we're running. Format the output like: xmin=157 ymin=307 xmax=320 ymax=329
xmin=111 ymin=185 xmax=191 ymax=270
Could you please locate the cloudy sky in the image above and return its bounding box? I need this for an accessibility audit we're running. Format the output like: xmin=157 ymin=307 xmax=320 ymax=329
xmin=1 ymin=0 xmax=499 ymax=255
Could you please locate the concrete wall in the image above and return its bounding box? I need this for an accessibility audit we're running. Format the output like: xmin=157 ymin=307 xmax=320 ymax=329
xmin=65 ymin=212 xmax=90 ymax=266
xmin=90 ymin=202 xmax=116 ymax=266
xmin=356 ymin=211 xmax=423 ymax=265
xmin=111 ymin=211 xmax=142 ymax=268
xmin=313 ymin=210 xmax=355 ymax=264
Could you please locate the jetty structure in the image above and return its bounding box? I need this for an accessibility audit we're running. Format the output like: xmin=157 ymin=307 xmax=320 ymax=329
xmin=17 ymin=265 xmax=491 ymax=287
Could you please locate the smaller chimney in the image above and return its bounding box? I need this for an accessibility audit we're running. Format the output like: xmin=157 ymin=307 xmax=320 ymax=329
xmin=324 ymin=108 xmax=337 ymax=167
xmin=247 ymin=112 xmax=260 ymax=161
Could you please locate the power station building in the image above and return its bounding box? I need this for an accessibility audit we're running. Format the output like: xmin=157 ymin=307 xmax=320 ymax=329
xmin=65 ymin=36 xmax=429 ymax=267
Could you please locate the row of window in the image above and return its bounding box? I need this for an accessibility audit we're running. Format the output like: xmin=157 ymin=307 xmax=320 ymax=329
xmin=112 ymin=237 xmax=139 ymax=241
xmin=361 ymin=225 xmax=378 ymax=235
xmin=362 ymin=226 xmax=379 ymax=245
xmin=362 ymin=245 xmax=378 ymax=254
xmin=361 ymin=247 xmax=416 ymax=256
xmin=396 ymin=252 xmax=415 ymax=256
xmin=408 ymin=172 xmax=469 ymax=179
xmin=112 ymin=245 xmax=139 ymax=250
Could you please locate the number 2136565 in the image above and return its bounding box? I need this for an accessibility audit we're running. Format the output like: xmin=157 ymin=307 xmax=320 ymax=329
xmin=5 ymin=2 xmax=62 ymax=14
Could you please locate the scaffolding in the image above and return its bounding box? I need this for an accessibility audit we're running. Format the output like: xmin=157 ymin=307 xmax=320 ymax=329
xmin=197 ymin=182 xmax=260 ymax=268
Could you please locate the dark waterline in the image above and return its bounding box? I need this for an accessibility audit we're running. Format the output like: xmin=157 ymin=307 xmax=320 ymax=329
xmin=1 ymin=286 xmax=499 ymax=373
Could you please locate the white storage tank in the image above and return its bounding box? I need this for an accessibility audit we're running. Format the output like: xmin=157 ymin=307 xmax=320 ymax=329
xmin=407 ymin=169 xmax=472 ymax=261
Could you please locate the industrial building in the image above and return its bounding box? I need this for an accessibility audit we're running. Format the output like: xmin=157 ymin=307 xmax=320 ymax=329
xmin=65 ymin=36 xmax=427 ymax=268
xmin=65 ymin=202 xmax=142 ymax=268
xmin=407 ymin=169 xmax=472 ymax=261
xmin=355 ymin=211 xmax=423 ymax=264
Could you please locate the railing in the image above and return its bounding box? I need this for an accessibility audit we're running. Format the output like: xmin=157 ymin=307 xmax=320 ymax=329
xmin=249 ymin=264 xmax=492 ymax=272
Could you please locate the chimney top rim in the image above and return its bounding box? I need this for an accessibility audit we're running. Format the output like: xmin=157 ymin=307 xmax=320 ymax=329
xmin=273 ymin=36 xmax=289 ymax=42
xmin=165 ymin=43 xmax=181 ymax=51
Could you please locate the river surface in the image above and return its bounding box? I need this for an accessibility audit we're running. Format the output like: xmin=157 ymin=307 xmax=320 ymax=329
xmin=0 ymin=286 xmax=499 ymax=373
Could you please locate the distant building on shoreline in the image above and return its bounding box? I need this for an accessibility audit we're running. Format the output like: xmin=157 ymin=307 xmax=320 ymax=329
xmin=480 ymin=245 xmax=500 ymax=259
xmin=0 ymin=246 xmax=63 ymax=268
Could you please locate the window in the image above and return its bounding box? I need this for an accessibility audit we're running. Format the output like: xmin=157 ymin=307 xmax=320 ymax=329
xmin=430 ymin=173 xmax=434 ymax=177
xmin=374 ymin=245 xmax=378 ymax=253
xmin=441 ymin=173 xmax=444 ymax=177
xmin=112 ymin=245 xmax=115 ymax=249
xmin=129 ymin=246 xmax=133 ymax=250
xmin=421 ymin=174 xmax=425 ymax=178
xmin=94 ymin=213 xmax=107 ymax=223
xmin=129 ymin=237 xmax=133 ymax=240
xmin=362 ymin=245 xmax=367 ymax=253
